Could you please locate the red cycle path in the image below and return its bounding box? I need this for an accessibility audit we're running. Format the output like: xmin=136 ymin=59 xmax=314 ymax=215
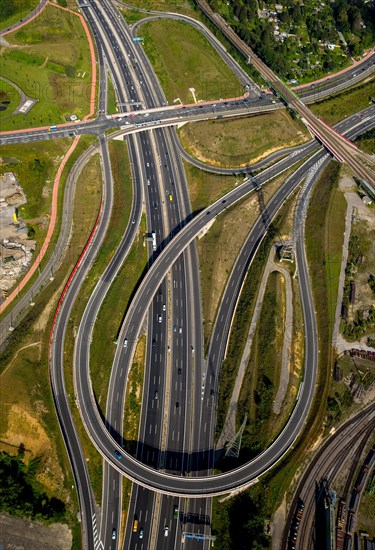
xmin=0 ymin=2 xmax=97 ymax=315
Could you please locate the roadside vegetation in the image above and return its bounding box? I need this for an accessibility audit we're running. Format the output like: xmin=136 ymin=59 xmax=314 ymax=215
xmin=354 ymin=126 xmax=375 ymax=155
xmin=0 ymin=147 xmax=103 ymax=548
xmin=0 ymin=0 xmax=39 ymax=31
xmin=140 ymin=19 xmax=243 ymax=103
xmin=214 ymin=215 xmax=283 ymax=442
xmin=186 ymin=165 xmax=297 ymax=350
xmin=237 ymin=272 xmax=285 ymax=455
xmin=120 ymin=0 xmax=196 ymax=15
xmin=89 ymin=141 xmax=148 ymax=415
xmin=62 ymin=139 xmax=134 ymax=501
xmin=310 ymin=77 xmax=375 ymax=125
xmin=1 ymin=3 xmax=92 ymax=130
xmin=107 ymin=72 xmax=118 ymax=115
xmin=178 ymin=111 xmax=309 ymax=168
xmin=0 ymin=135 xmax=97 ymax=324
xmin=305 ymin=161 xmax=345 ymax=434
xmin=90 ymin=211 xmax=148 ymax=415
xmin=123 ymin=336 xmax=146 ymax=455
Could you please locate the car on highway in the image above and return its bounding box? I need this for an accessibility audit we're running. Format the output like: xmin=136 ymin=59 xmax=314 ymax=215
xmin=114 ymin=450 xmax=123 ymax=460
xmin=123 ymin=338 xmax=127 ymax=348
xmin=154 ymin=391 xmax=158 ymax=400
xmin=112 ymin=529 xmax=116 ymax=540
xmin=164 ymin=526 xmax=169 ymax=537
xmin=173 ymin=505 xmax=179 ymax=519
xmin=158 ymin=315 xmax=162 ymax=323
xmin=169 ymin=194 xmax=173 ymax=201
xmin=146 ymin=162 xmax=150 ymax=167
xmin=133 ymin=519 xmax=138 ymax=532
xmin=173 ymin=325 xmax=177 ymax=332
xmin=175 ymin=401 xmax=180 ymax=408
xmin=179 ymin=327 xmax=182 ymax=334
xmin=139 ymin=529 xmax=144 ymax=539
xmin=162 ymin=304 xmax=166 ymax=311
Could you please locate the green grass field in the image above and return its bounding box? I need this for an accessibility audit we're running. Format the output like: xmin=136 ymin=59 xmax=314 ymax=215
xmin=310 ymin=77 xmax=375 ymax=126
xmin=178 ymin=111 xmax=309 ymax=167
xmin=107 ymin=72 xmax=118 ymax=115
xmin=121 ymin=0 xmax=194 ymax=14
xmin=0 ymin=0 xmax=39 ymax=31
xmin=1 ymin=4 xmax=92 ymax=130
xmin=140 ymin=19 xmax=243 ymax=103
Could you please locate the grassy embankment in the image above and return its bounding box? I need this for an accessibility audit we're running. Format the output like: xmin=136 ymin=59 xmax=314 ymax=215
xmin=140 ymin=19 xmax=243 ymax=103
xmin=310 ymin=77 xmax=375 ymax=125
xmin=63 ymin=139 xmax=148 ymax=502
xmin=236 ymin=272 xmax=285 ymax=454
xmin=1 ymin=3 xmax=92 ymax=130
xmin=185 ymin=162 xmax=299 ymax=351
xmin=211 ymin=161 xmax=347 ymax=549
xmin=121 ymin=0 xmax=195 ymax=15
xmin=0 ymin=0 xmax=39 ymax=31
xmin=107 ymin=72 xmax=118 ymax=115
xmin=0 ymin=150 xmax=102 ymax=548
xmin=178 ymin=110 xmax=310 ymax=168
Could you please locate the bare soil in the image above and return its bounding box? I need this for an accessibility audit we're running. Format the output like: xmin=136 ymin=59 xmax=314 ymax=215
xmin=0 ymin=513 xmax=72 ymax=550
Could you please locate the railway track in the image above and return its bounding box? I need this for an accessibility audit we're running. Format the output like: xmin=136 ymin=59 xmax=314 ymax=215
xmin=280 ymin=403 xmax=375 ymax=550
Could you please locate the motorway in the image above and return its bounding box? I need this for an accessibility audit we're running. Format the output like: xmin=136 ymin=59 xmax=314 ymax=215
xmin=81 ymin=1 xmax=209 ymax=548
xmin=67 ymin=112 xmax=375 ymax=495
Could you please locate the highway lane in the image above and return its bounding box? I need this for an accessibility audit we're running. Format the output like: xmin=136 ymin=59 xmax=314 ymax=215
xmin=92 ymin=3 xmax=208 ymax=548
xmin=84 ymin=7 xmax=157 ymax=548
xmin=49 ymin=136 xmax=114 ymax=550
xmin=70 ymin=112 xmax=375 ymax=496
xmin=84 ymin=2 xmax=205 ymax=547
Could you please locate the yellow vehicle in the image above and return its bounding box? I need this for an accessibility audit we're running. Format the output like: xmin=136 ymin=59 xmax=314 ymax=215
xmin=169 ymin=194 xmax=173 ymax=201
xmin=133 ymin=519 xmax=139 ymax=532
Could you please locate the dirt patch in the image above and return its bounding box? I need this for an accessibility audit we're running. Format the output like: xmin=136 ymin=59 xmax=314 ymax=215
xmin=272 ymin=495 xmax=287 ymax=550
xmin=0 ymin=405 xmax=65 ymax=495
xmin=0 ymin=513 xmax=72 ymax=550
xmin=36 ymin=278 xmax=67 ymax=333
xmin=39 ymin=55 xmax=49 ymax=69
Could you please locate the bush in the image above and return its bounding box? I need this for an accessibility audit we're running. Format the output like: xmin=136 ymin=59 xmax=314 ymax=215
xmin=65 ymin=65 xmax=76 ymax=78
xmin=0 ymin=452 xmax=66 ymax=523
